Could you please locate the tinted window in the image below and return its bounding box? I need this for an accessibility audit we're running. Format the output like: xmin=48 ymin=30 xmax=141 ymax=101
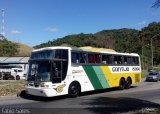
xmin=127 ymin=57 xmax=132 ymax=64
xmin=113 ymin=56 xmax=123 ymax=64
xmin=31 ymin=50 xmax=53 ymax=60
xmin=79 ymin=53 xmax=87 ymax=63
xmin=132 ymin=57 xmax=139 ymax=65
xmin=102 ymin=55 xmax=112 ymax=64
xmin=124 ymin=56 xmax=132 ymax=64
xmin=55 ymin=49 xmax=68 ymax=59
xmin=62 ymin=50 xmax=68 ymax=59
xmin=88 ymin=54 xmax=95 ymax=63
xmin=95 ymin=54 xmax=100 ymax=63
xmin=124 ymin=56 xmax=128 ymax=64
xmin=71 ymin=52 xmax=79 ymax=63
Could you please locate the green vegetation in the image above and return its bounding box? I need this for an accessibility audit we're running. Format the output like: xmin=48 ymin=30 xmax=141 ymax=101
xmin=0 ymin=40 xmax=33 ymax=57
xmin=0 ymin=41 xmax=19 ymax=56
xmin=0 ymin=80 xmax=25 ymax=96
xmin=142 ymin=70 xmax=148 ymax=78
xmin=34 ymin=22 xmax=160 ymax=69
xmin=16 ymin=43 xmax=33 ymax=57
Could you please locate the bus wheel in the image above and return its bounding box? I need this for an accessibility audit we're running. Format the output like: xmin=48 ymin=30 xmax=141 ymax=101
xmin=16 ymin=75 xmax=20 ymax=80
xmin=119 ymin=78 xmax=125 ymax=90
xmin=68 ymin=82 xmax=81 ymax=97
xmin=125 ymin=77 xmax=132 ymax=89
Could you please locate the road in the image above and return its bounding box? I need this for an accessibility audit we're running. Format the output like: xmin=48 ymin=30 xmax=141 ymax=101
xmin=0 ymin=80 xmax=160 ymax=114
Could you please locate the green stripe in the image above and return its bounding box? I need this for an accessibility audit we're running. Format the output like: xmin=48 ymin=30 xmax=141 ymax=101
xmin=83 ymin=66 xmax=103 ymax=89
xmin=92 ymin=66 xmax=109 ymax=88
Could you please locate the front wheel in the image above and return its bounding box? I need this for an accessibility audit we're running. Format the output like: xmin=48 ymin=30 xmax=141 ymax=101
xmin=68 ymin=82 xmax=81 ymax=97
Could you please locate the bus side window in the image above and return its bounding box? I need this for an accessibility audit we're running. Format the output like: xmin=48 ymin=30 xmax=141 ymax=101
xmin=136 ymin=57 xmax=139 ymax=65
xmin=113 ymin=56 xmax=118 ymax=64
xmin=71 ymin=52 xmax=79 ymax=63
xmin=102 ymin=55 xmax=112 ymax=64
xmin=127 ymin=57 xmax=132 ymax=64
xmin=106 ymin=55 xmax=112 ymax=64
xmin=124 ymin=56 xmax=127 ymax=64
xmin=95 ymin=54 xmax=100 ymax=63
xmin=132 ymin=57 xmax=139 ymax=65
xmin=102 ymin=55 xmax=107 ymax=64
xmin=88 ymin=54 xmax=95 ymax=63
xmin=113 ymin=56 xmax=123 ymax=64
xmin=118 ymin=56 xmax=123 ymax=64
xmin=79 ymin=53 xmax=87 ymax=63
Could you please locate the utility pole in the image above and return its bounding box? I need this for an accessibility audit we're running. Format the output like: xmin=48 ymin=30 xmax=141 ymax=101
xmin=0 ymin=9 xmax=5 ymax=40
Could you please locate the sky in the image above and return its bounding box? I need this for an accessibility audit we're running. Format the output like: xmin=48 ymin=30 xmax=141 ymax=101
xmin=0 ymin=0 xmax=160 ymax=47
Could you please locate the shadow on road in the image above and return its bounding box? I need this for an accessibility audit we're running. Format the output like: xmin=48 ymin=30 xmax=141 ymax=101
xmin=80 ymin=86 xmax=136 ymax=97
xmin=82 ymin=96 xmax=160 ymax=114
xmin=19 ymin=90 xmax=68 ymax=102
xmin=19 ymin=86 xmax=137 ymax=102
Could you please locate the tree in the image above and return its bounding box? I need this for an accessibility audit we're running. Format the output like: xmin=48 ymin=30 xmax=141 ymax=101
xmin=0 ymin=41 xmax=19 ymax=56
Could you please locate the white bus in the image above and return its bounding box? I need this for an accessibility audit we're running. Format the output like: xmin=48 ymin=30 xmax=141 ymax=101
xmin=25 ymin=46 xmax=141 ymax=97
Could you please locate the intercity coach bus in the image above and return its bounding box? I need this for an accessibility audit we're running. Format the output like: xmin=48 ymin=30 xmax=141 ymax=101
xmin=25 ymin=46 xmax=141 ymax=97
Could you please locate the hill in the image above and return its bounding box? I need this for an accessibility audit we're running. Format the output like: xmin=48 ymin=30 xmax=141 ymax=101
xmin=34 ymin=22 xmax=160 ymax=68
xmin=16 ymin=43 xmax=33 ymax=57
xmin=34 ymin=28 xmax=139 ymax=53
xmin=0 ymin=40 xmax=33 ymax=57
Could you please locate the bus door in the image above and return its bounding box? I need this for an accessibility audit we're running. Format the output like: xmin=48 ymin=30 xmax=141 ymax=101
xmin=52 ymin=49 xmax=68 ymax=83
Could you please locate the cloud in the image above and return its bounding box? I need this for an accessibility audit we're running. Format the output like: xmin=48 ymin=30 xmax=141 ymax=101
xmin=137 ymin=21 xmax=146 ymax=26
xmin=11 ymin=30 xmax=21 ymax=35
xmin=46 ymin=27 xmax=58 ymax=32
xmin=130 ymin=21 xmax=147 ymax=28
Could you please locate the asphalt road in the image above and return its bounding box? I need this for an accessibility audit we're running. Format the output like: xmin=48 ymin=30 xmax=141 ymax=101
xmin=0 ymin=80 xmax=160 ymax=114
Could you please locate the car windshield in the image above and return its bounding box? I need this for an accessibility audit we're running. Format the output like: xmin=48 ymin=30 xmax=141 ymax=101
xmin=149 ymin=72 xmax=158 ymax=75
xmin=27 ymin=61 xmax=51 ymax=82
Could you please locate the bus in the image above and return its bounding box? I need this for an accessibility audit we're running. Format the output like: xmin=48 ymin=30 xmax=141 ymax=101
xmin=25 ymin=46 xmax=141 ymax=97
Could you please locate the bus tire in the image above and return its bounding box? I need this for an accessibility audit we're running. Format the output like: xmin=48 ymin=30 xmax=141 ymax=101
xmin=68 ymin=81 xmax=81 ymax=97
xmin=16 ymin=75 xmax=20 ymax=80
xmin=119 ymin=78 xmax=125 ymax=90
xmin=125 ymin=77 xmax=132 ymax=89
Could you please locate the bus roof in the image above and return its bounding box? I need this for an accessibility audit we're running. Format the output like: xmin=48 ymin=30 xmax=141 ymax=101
xmin=32 ymin=46 xmax=139 ymax=57
xmin=32 ymin=46 xmax=72 ymax=52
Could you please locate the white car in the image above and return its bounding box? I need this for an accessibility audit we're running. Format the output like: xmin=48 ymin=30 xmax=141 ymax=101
xmin=11 ymin=68 xmax=26 ymax=80
xmin=146 ymin=72 xmax=160 ymax=82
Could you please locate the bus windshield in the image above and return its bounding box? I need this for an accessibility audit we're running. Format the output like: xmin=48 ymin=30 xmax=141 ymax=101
xmin=27 ymin=61 xmax=51 ymax=82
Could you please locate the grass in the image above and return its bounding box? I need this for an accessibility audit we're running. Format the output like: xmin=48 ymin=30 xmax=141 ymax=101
xmin=0 ymin=80 xmax=25 ymax=96
xmin=11 ymin=42 xmax=33 ymax=57
xmin=16 ymin=43 xmax=33 ymax=56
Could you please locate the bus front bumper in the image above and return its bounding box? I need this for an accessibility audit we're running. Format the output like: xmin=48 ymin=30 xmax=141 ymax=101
xmin=25 ymin=86 xmax=57 ymax=97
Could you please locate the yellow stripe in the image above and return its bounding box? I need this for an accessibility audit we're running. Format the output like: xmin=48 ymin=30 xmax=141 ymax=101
xmin=101 ymin=66 xmax=141 ymax=88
